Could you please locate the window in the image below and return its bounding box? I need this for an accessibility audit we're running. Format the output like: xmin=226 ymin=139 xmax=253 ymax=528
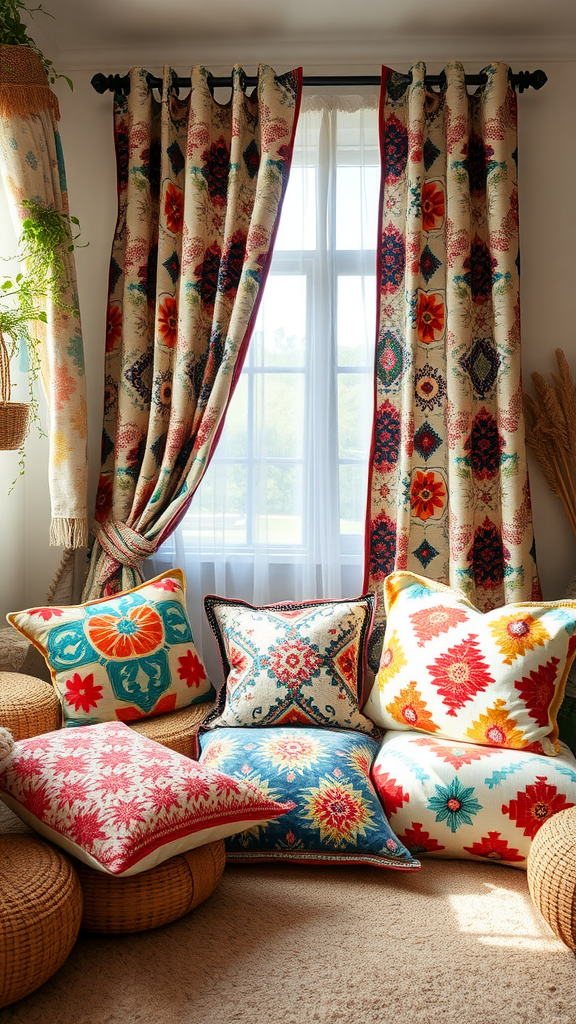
xmin=152 ymin=98 xmax=379 ymax=680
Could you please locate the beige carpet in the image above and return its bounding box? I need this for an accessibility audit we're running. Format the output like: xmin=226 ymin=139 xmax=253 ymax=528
xmin=1 ymin=802 xmax=575 ymax=1024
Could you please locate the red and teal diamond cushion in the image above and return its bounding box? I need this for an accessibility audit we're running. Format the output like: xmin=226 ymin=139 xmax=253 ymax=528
xmin=0 ymin=722 xmax=293 ymax=875
xmin=372 ymin=730 xmax=576 ymax=869
xmin=198 ymin=726 xmax=420 ymax=870
xmin=7 ymin=570 xmax=215 ymax=726
xmin=204 ymin=594 xmax=377 ymax=735
xmin=363 ymin=571 xmax=576 ymax=754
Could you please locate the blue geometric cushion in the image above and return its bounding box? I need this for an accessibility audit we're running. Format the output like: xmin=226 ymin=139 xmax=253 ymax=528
xmin=198 ymin=726 xmax=420 ymax=870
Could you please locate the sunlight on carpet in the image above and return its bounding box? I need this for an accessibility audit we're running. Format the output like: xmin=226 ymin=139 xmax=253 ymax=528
xmin=449 ymin=879 xmax=563 ymax=951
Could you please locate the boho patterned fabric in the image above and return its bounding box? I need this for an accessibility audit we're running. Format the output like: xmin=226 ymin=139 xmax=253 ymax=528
xmin=8 ymin=569 xmax=214 ymax=725
xmin=364 ymin=62 xmax=540 ymax=670
xmin=204 ymin=594 xmax=377 ymax=735
xmin=0 ymin=46 xmax=87 ymax=548
xmin=199 ymin=725 xmax=420 ymax=869
xmin=372 ymin=729 xmax=576 ymax=869
xmin=0 ymin=721 xmax=293 ymax=875
xmin=83 ymin=64 xmax=302 ymax=600
xmin=363 ymin=572 xmax=576 ymax=755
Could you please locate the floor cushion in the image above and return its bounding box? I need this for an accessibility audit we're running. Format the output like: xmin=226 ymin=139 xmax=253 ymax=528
xmin=372 ymin=729 xmax=576 ymax=869
xmin=199 ymin=725 xmax=420 ymax=870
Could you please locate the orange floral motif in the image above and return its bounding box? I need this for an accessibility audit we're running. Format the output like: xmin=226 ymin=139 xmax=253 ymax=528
xmin=301 ymin=777 xmax=375 ymax=848
xmin=157 ymin=295 xmax=178 ymax=348
xmin=416 ymin=291 xmax=445 ymax=343
xmin=385 ymin=681 xmax=440 ymax=732
xmin=164 ymin=181 xmax=184 ymax=234
xmin=410 ymin=470 xmax=446 ymax=521
xmin=88 ymin=606 xmax=164 ymax=658
xmin=465 ymin=698 xmax=526 ymax=749
xmin=376 ymin=630 xmax=407 ymax=689
xmin=421 ymin=181 xmax=445 ymax=232
xmin=489 ymin=612 xmax=550 ymax=664
xmin=409 ymin=604 xmax=469 ymax=646
xmin=259 ymin=732 xmax=324 ymax=777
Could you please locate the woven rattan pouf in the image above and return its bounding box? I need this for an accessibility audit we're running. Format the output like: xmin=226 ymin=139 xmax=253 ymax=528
xmin=75 ymin=839 xmax=225 ymax=934
xmin=0 ymin=834 xmax=82 ymax=1008
xmin=129 ymin=700 xmax=214 ymax=759
xmin=0 ymin=671 xmax=61 ymax=741
xmin=527 ymin=807 xmax=576 ymax=951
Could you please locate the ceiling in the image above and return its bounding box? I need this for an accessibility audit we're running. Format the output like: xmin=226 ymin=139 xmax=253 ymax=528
xmin=29 ymin=0 xmax=576 ymax=71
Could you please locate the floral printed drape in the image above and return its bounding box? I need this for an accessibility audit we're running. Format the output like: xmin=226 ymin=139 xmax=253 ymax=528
xmin=364 ymin=61 xmax=541 ymax=670
xmin=83 ymin=64 xmax=302 ymax=600
xmin=0 ymin=45 xmax=87 ymax=548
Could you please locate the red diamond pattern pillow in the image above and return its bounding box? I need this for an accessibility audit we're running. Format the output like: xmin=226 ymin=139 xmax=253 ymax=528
xmin=363 ymin=571 xmax=576 ymax=754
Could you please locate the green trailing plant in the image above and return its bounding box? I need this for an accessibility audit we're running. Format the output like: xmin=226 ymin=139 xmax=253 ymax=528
xmin=0 ymin=0 xmax=72 ymax=89
xmin=19 ymin=199 xmax=82 ymax=312
xmin=0 ymin=202 xmax=82 ymax=476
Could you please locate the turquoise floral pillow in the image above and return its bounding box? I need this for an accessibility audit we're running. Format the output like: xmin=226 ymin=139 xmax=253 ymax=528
xmin=198 ymin=726 xmax=420 ymax=870
xmin=7 ymin=570 xmax=215 ymax=726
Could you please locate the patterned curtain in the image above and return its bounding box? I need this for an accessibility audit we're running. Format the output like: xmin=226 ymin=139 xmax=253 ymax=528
xmin=0 ymin=45 xmax=88 ymax=548
xmin=364 ymin=61 xmax=541 ymax=670
xmin=83 ymin=64 xmax=302 ymax=600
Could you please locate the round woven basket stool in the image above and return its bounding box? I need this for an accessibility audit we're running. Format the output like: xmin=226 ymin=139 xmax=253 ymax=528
xmin=0 ymin=834 xmax=82 ymax=1008
xmin=75 ymin=839 xmax=225 ymax=934
xmin=0 ymin=671 xmax=61 ymax=741
xmin=128 ymin=700 xmax=214 ymax=759
xmin=527 ymin=807 xmax=576 ymax=951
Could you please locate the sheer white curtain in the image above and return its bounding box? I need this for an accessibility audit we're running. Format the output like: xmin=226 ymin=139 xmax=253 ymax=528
xmin=149 ymin=94 xmax=379 ymax=685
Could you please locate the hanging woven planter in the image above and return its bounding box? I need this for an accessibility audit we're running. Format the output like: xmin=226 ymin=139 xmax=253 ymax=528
xmin=0 ymin=44 xmax=59 ymax=120
xmin=0 ymin=332 xmax=29 ymax=451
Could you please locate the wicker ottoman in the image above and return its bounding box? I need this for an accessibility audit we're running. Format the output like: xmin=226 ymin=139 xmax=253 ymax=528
xmin=129 ymin=700 xmax=214 ymax=759
xmin=0 ymin=834 xmax=82 ymax=1008
xmin=75 ymin=839 xmax=226 ymax=934
xmin=0 ymin=671 xmax=61 ymax=741
xmin=527 ymin=807 xmax=576 ymax=950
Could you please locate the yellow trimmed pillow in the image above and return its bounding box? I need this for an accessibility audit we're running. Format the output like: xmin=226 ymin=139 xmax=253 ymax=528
xmin=363 ymin=571 xmax=576 ymax=755
xmin=7 ymin=570 xmax=215 ymax=726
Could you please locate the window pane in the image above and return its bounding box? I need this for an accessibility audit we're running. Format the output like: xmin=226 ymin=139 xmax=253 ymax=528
xmin=338 ymin=275 xmax=376 ymax=367
xmin=337 ymin=372 xmax=372 ymax=460
xmin=274 ymin=166 xmax=316 ymax=250
xmin=339 ymin=463 xmax=368 ymax=536
xmin=254 ymin=464 xmax=303 ymax=546
xmin=217 ymin=375 xmax=248 ymax=457
xmin=182 ymin=463 xmax=247 ymax=546
xmin=336 ymin=166 xmax=379 ymax=250
xmin=256 ymin=372 xmax=306 ymax=459
xmin=252 ymin=275 xmax=307 ymax=367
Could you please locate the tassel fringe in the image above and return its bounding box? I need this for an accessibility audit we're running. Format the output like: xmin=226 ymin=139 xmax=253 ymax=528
xmin=0 ymin=84 xmax=60 ymax=120
xmin=50 ymin=516 xmax=88 ymax=549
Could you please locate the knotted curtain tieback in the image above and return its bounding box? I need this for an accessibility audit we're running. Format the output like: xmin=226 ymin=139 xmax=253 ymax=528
xmin=91 ymin=520 xmax=157 ymax=592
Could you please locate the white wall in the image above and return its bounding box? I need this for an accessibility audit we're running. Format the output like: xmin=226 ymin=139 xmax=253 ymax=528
xmin=1 ymin=50 xmax=575 ymax=618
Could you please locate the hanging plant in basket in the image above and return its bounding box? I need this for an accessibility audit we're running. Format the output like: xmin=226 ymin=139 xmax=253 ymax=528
xmin=0 ymin=272 xmax=45 ymax=451
xmin=0 ymin=201 xmax=82 ymax=461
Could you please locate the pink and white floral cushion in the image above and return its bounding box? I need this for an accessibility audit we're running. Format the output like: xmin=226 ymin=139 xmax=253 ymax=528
xmin=0 ymin=722 xmax=293 ymax=875
xmin=363 ymin=571 xmax=576 ymax=755
xmin=372 ymin=730 xmax=576 ymax=869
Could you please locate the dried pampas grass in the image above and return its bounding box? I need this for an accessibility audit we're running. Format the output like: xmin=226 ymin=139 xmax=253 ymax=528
xmin=524 ymin=348 xmax=576 ymax=537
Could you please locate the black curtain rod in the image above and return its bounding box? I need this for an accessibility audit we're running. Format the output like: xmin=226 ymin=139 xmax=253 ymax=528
xmin=91 ymin=68 xmax=547 ymax=97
